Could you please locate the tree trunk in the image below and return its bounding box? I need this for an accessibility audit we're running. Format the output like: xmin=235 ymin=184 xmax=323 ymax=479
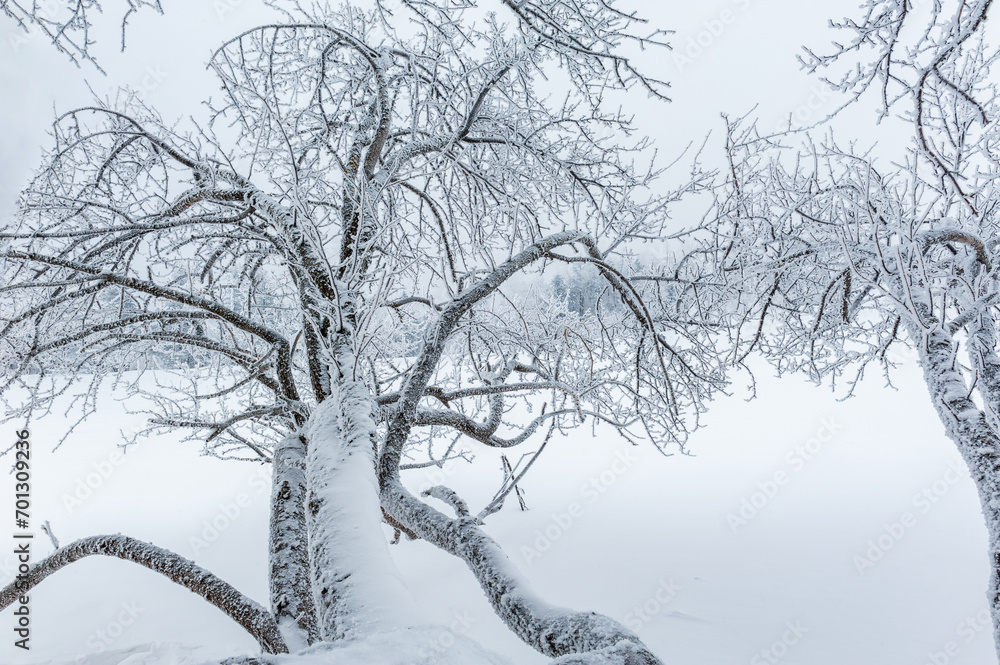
xmin=305 ymin=373 xmax=422 ymax=641
xmin=380 ymin=480 xmax=663 ymax=664
xmin=914 ymin=322 xmax=1000 ymax=656
xmin=270 ymin=434 xmax=319 ymax=649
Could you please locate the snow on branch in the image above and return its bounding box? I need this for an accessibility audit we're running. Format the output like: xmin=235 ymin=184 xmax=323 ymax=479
xmin=497 ymin=0 xmax=672 ymax=102
xmin=381 ymin=478 xmax=663 ymax=662
xmin=918 ymin=227 xmax=993 ymax=271
xmin=421 ymin=485 xmax=470 ymax=517
xmin=0 ymin=534 xmax=287 ymax=654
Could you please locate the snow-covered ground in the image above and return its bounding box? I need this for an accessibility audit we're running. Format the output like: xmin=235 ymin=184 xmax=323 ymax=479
xmin=0 ymin=358 xmax=993 ymax=665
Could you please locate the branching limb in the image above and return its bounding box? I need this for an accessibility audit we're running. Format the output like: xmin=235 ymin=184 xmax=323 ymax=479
xmin=378 ymin=230 xmax=584 ymax=478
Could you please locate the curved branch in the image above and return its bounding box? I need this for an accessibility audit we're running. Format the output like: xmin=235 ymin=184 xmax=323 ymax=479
xmin=919 ymin=227 xmax=993 ymax=271
xmin=0 ymin=534 xmax=287 ymax=654
xmin=421 ymin=485 xmax=470 ymax=517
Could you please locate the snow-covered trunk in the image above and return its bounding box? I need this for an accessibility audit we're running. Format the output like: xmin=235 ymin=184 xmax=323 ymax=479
xmin=968 ymin=310 xmax=1000 ymax=432
xmin=305 ymin=354 xmax=422 ymax=641
xmin=914 ymin=322 xmax=1000 ymax=657
xmin=270 ymin=434 xmax=319 ymax=650
xmin=380 ymin=480 xmax=663 ymax=664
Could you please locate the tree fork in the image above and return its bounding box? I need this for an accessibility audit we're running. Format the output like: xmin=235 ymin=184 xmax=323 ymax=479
xmin=0 ymin=534 xmax=288 ymax=654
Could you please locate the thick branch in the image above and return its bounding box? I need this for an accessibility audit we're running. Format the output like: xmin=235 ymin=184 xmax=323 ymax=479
xmin=919 ymin=227 xmax=993 ymax=272
xmin=0 ymin=534 xmax=287 ymax=654
xmin=381 ymin=481 xmax=661 ymax=662
xmin=413 ymin=406 xmax=573 ymax=448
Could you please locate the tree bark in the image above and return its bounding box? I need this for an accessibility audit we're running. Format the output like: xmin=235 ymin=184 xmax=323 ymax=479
xmin=270 ymin=434 xmax=319 ymax=649
xmin=0 ymin=534 xmax=287 ymax=654
xmin=913 ymin=321 xmax=1000 ymax=655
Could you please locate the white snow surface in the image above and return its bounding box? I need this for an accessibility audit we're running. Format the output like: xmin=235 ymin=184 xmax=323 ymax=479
xmin=274 ymin=628 xmax=511 ymax=665
xmin=303 ymin=394 xmax=422 ymax=638
xmin=0 ymin=362 xmax=995 ymax=665
xmin=6 ymin=634 xmax=512 ymax=665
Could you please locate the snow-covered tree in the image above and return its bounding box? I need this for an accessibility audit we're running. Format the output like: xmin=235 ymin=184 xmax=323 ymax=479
xmin=551 ymin=264 xmax=629 ymax=316
xmin=0 ymin=2 xmax=725 ymax=662
xmin=709 ymin=0 xmax=1000 ymax=657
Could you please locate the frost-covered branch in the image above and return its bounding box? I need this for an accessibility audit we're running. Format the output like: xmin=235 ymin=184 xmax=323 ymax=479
xmin=378 ymin=230 xmax=586 ymax=477
xmin=0 ymin=534 xmax=287 ymax=654
xmin=381 ymin=480 xmax=662 ymax=663
xmin=421 ymin=485 xmax=470 ymax=517
xmin=2 ymin=2 xmax=721 ymax=660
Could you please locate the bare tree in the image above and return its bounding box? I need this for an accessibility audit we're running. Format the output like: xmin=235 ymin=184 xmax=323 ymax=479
xmin=709 ymin=0 xmax=1000 ymax=657
xmin=1 ymin=1 xmax=725 ymax=662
